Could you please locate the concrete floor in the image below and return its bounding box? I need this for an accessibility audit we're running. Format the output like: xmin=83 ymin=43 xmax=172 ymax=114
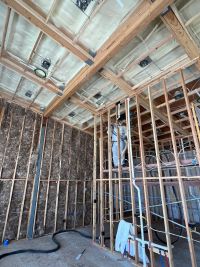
xmin=1 ymin=226 xmax=200 ymax=267
xmin=0 ymin=229 xmax=134 ymax=267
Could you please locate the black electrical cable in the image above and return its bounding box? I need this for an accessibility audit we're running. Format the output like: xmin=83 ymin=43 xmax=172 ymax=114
xmin=147 ymin=152 xmax=183 ymax=245
xmin=0 ymin=229 xmax=93 ymax=261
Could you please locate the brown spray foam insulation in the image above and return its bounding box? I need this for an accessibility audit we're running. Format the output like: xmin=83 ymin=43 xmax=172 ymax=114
xmin=28 ymin=115 xmax=41 ymax=180
xmin=45 ymin=182 xmax=57 ymax=234
xmin=40 ymin=119 xmax=54 ymax=180
xmin=0 ymin=181 xmax=12 ymax=241
xmin=70 ymin=128 xmax=80 ymax=180
xmin=19 ymin=180 xmax=33 ymax=239
xmin=5 ymin=180 xmax=25 ymax=240
xmin=84 ymin=203 xmax=92 ymax=226
xmin=34 ymin=181 xmax=47 ymax=237
xmin=85 ymin=181 xmax=92 ymax=202
xmin=77 ymin=181 xmax=84 ymax=202
xmin=51 ymin=122 xmax=62 ymax=180
xmin=84 ymin=181 xmax=92 ymax=225
xmin=0 ymin=102 xmax=11 ymax=166
xmin=66 ymin=181 xmax=76 ymax=228
xmin=16 ymin=110 xmax=35 ymax=179
xmin=85 ymin=135 xmax=93 ymax=180
xmin=76 ymin=203 xmax=83 ymax=227
xmin=1 ymin=105 xmax=25 ymax=179
xmin=60 ymin=125 xmax=72 ymax=180
xmin=56 ymin=181 xmax=67 ymax=230
xmin=78 ymin=132 xmax=87 ymax=180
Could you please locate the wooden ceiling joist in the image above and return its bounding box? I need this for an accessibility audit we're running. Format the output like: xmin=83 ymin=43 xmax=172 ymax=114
xmin=40 ymin=0 xmax=173 ymax=117
xmin=1 ymin=0 xmax=94 ymax=63
xmin=100 ymin=69 xmax=188 ymax=136
xmin=161 ymin=5 xmax=200 ymax=70
xmin=0 ymin=54 xmax=98 ymax=114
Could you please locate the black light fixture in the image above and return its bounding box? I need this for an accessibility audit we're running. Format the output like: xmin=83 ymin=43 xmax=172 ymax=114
xmin=41 ymin=58 xmax=51 ymax=70
xmin=93 ymin=92 xmax=102 ymax=99
xmin=68 ymin=111 xmax=76 ymax=118
xmin=139 ymin=56 xmax=152 ymax=68
xmin=76 ymin=0 xmax=93 ymax=12
xmin=174 ymin=90 xmax=184 ymax=100
xmin=34 ymin=68 xmax=47 ymax=79
xmin=25 ymin=90 xmax=33 ymax=98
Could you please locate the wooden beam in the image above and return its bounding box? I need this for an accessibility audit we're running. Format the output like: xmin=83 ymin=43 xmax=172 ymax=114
xmin=0 ymin=54 xmax=61 ymax=94
xmin=161 ymin=5 xmax=200 ymax=70
xmin=163 ymin=79 xmax=197 ymax=267
xmin=2 ymin=0 xmax=94 ymax=63
xmin=100 ymin=69 xmax=188 ymax=136
xmin=0 ymin=106 xmax=5 ymax=128
xmin=138 ymin=94 xmax=188 ymax=136
xmin=92 ymin=116 xmax=97 ymax=241
xmin=136 ymin=96 xmax=155 ymax=266
xmin=0 ymin=7 xmax=11 ymax=56
xmin=148 ymin=86 xmax=174 ymax=267
xmin=70 ymin=96 xmax=98 ymax=115
xmin=0 ymin=54 xmax=97 ymax=114
xmin=107 ymin=109 xmax=114 ymax=252
xmin=43 ymin=0 xmax=173 ymax=116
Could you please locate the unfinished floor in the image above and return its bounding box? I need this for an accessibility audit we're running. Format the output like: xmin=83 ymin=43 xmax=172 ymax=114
xmin=1 ymin=226 xmax=200 ymax=267
xmin=0 ymin=228 xmax=134 ymax=267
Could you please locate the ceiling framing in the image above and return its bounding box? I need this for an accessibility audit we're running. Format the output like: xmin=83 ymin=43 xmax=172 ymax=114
xmin=0 ymin=0 xmax=200 ymax=140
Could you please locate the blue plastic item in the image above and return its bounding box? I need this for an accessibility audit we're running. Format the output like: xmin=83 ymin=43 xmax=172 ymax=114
xmin=3 ymin=240 xmax=9 ymax=247
xmin=192 ymin=158 xmax=197 ymax=165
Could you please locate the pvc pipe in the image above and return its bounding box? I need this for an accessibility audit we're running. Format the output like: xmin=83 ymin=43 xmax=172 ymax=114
xmin=126 ymin=98 xmax=147 ymax=267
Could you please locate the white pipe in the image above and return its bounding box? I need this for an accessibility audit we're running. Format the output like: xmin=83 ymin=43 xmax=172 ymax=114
xmin=126 ymin=98 xmax=147 ymax=267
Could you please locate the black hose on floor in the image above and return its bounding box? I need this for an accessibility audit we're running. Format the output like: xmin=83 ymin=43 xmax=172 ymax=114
xmin=0 ymin=229 xmax=92 ymax=260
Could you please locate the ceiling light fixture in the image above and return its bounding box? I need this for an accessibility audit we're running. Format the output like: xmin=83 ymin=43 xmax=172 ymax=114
xmin=76 ymin=0 xmax=93 ymax=12
xmin=139 ymin=56 xmax=152 ymax=68
xmin=41 ymin=58 xmax=51 ymax=70
xmin=25 ymin=90 xmax=33 ymax=98
xmin=34 ymin=68 xmax=47 ymax=79
xmin=174 ymin=90 xmax=184 ymax=100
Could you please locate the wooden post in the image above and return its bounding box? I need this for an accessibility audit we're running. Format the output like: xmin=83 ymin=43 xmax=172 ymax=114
xmin=73 ymin=181 xmax=78 ymax=228
xmin=83 ymin=181 xmax=86 ymax=226
xmin=17 ymin=114 xmax=37 ymax=239
xmin=92 ymin=116 xmax=97 ymax=241
xmin=163 ymin=79 xmax=197 ymax=267
xmin=64 ymin=180 xmax=69 ymax=229
xmin=43 ymin=121 xmax=56 ymax=229
xmin=180 ymin=70 xmax=200 ymax=163
xmin=0 ymin=106 xmax=5 ymax=128
xmin=99 ymin=115 xmax=104 ymax=246
xmin=191 ymin=103 xmax=200 ymax=143
xmin=117 ymin=126 xmax=124 ymax=219
xmin=2 ymin=113 xmax=26 ymax=242
xmin=136 ymin=96 xmax=155 ymax=266
xmin=107 ymin=109 xmax=114 ymax=251
xmin=148 ymin=86 xmax=174 ymax=267
xmin=54 ymin=123 xmax=64 ymax=232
